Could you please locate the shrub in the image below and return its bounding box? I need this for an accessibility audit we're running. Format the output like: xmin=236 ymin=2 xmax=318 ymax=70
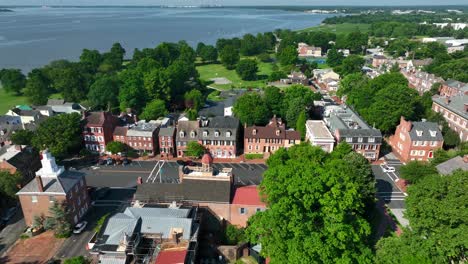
xmin=225 ymin=224 xmax=245 ymax=245
xmin=245 ymin=154 xmax=264 ymax=160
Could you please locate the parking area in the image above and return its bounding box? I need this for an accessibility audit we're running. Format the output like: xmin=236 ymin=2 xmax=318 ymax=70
xmin=81 ymin=161 xmax=267 ymax=188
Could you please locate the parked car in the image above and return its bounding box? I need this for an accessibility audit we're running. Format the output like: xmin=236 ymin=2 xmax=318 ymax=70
xmin=122 ymin=158 xmax=131 ymax=166
xmin=106 ymin=157 xmax=114 ymax=166
xmin=186 ymin=160 xmax=196 ymax=166
xmin=176 ymin=160 xmax=186 ymax=166
xmin=98 ymin=159 xmax=106 ymax=165
xmin=382 ymin=165 xmax=396 ymax=173
xmin=1 ymin=206 xmax=18 ymax=223
xmin=73 ymin=221 xmax=88 ymax=234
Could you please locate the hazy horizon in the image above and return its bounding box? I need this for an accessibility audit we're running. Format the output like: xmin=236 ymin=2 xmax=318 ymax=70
xmin=1 ymin=1 xmax=467 ymax=7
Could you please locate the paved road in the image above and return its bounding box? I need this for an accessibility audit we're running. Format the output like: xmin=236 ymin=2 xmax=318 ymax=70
xmin=0 ymin=210 xmax=26 ymax=257
xmin=82 ymin=161 xmax=267 ymax=188
xmin=372 ymin=160 xmax=406 ymax=209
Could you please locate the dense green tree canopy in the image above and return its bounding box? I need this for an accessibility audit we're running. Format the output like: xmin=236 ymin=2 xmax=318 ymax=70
xmin=236 ymin=59 xmax=258 ymax=81
xmin=118 ymin=68 xmax=147 ymax=113
xmin=11 ymin=129 xmax=34 ymax=146
xmin=233 ymin=92 xmax=270 ymax=126
xmin=263 ymin=86 xmax=283 ymax=116
xmin=31 ymin=113 xmax=83 ymax=159
xmin=219 ymin=45 xmax=240 ymax=70
xmin=139 ymin=99 xmax=168 ymax=121
xmin=326 ymin=48 xmax=345 ymax=67
xmin=185 ymin=141 xmax=206 ymax=158
xmin=87 ymin=74 xmax=120 ymax=110
xmin=199 ymin=45 xmax=218 ymax=63
xmin=0 ymin=68 xmax=26 ymax=95
xmin=184 ymin=89 xmax=204 ymax=111
xmin=105 ymin=141 xmax=127 ymax=155
xmin=277 ymin=45 xmax=298 ymax=66
xmin=335 ymin=55 xmax=365 ymax=76
xmin=0 ymin=171 xmax=22 ymax=202
xmin=24 ymin=69 xmax=53 ymax=105
xmin=246 ymin=143 xmax=375 ymax=264
xmin=399 ymin=161 xmax=438 ymax=184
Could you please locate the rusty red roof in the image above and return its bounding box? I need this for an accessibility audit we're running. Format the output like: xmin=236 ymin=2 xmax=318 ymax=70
xmin=232 ymin=185 xmax=266 ymax=206
xmin=154 ymin=250 xmax=187 ymax=264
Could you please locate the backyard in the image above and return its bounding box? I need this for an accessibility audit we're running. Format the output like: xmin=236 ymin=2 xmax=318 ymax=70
xmin=0 ymin=87 xmax=28 ymax=114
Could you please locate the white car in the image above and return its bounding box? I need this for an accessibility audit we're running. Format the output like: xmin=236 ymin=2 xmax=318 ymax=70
xmin=73 ymin=221 xmax=88 ymax=234
xmin=382 ymin=165 xmax=396 ymax=173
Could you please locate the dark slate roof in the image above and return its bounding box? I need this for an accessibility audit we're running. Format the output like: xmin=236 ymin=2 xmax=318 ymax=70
xmin=176 ymin=120 xmax=199 ymax=142
xmin=159 ymin=127 xmax=175 ymax=137
xmin=245 ymin=118 xmax=299 ymax=140
xmin=433 ymin=95 xmax=468 ymax=120
xmin=199 ymin=116 xmax=239 ymax=141
xmin=436 ymin=156 xmax=468 ymax=175
xmin=85 ymin=112 xmax=105 ymax=126
xmin=113 ymin=126 xmax=127 ymax=136
xmin=134 ymin=179 xmax=231 ymax=204
xmin=408 ymin=121 xmax=443 ymax=141
xmin=17 ymin=170 xmax=84 ymax=195
xmin=11 ymin=108 xmax=40 ymax=117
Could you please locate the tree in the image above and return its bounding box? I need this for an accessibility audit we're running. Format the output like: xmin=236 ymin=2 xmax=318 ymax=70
xmin=363 ymin=84 xmax=419 ymax=133
xmin=106 ymin=141 xmax=127 ymax=155
xmin=236 ymin=59 xmax=258 ymax=81
xmin=87 ymin=75 xmax=120 ymax=110
xmin=240 ymin=34 xmax=261 ymax=56
xmin=277 ymin=45 xmax=298 ymax=66
xmin=326 ymin=48 xmax=345 ymax=67
xmin=24 ymin=69 xmax=52 ymax=105
xmin=233 ymin=92 xmax=270 ymax=126
xmin=267 ymin=71 xmax=287 ymax=82
xmin=196 ymin=42 xmax=206 ymax=56
xmin=63 ymin=256 xmax=90 ymax=264
xmin=295 ymin=111 xmax=307 ymax=140
xmin=140 ymin=99 xmax=168 ymax=121
xmin=199 ymin=45 xmax=218 ymax=63
xmin=282 ymin=85 xmax=320 ymax=127
xmin=31 ymin=113 xmax=83 ymax=159
xmin=184 ymin=89 xmax=204 ymax=111
xmin=264 ymin=86 xmax=283 ymax=116
xmin=0 ymin=69 xmax=26 ymax=95
xmin=400 ymin=161 xmax=438 ymax=184
xmin=225 ymin=224 xmax=245 ymax=245
xmin=43 ymin=60 xmax=88 ymax=102
xmin=185 ymin=141 xmax=205 ymax=158
xmin=220 ymin=45 xmax=240 ymax=70
xmin=246 ymin=144 xmax=375 ymax=263
xmin=48 ymin=202 xmax=72 ymax=238
xmin=11 ymin=130 xmax=34 ymax=146
xmin=0 ymin=171 xmax=22 ymax=203
xmin=335 ymin=55 xmax=365 ymax=76
xmin=143 ymin=68 xmax=171 ymax=102
xmin=257 ymin=53 xmax=271 ymax=62
xmin=79 ymin=49 xmax=102 ymax=74
xmin=118 ymin=69 xmax=147 ymax=113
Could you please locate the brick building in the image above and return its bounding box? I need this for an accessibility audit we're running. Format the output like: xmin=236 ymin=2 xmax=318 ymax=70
xmin=389 ymin=117 xmax=444 ymax=163
xmin=176 ymin=118 xmax=200 ymax=158
xmin=230 ymin=186 xmax=266 ymax=227
xmin=400 ymin=69 xmax=443 ymax=95
xmin=297 ymin=42 xmax=321 ymax=57
xmin=325 ymin=105 xmax=382 ymax=161
xmin=112 ymin=126 xmax=128 ymax=144
xmin=159 ymin=127 xmax=176 ymax=158
xmin=83 ymin=111 xmax=118 ymax=153
xmin=199 ymin=116 xmax=239 ymax=158
xmin=16 ymin=150 xmax=90 ymax=226
xmin=432 ymin=94 xmax=468 ymax=141
xmin=244 ymin=117 xmax=301 ymax=158
xmin=439 ymin=79 xmax=468 ymax=97
xmin=372 ymin=55 xmax=388 ymax=68
xmin=126 ymin=120 xmax=159 ymax=155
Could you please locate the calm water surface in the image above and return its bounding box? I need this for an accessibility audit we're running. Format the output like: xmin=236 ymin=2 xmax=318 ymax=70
xmin=0 ymin=7 xmax=332 ymax=72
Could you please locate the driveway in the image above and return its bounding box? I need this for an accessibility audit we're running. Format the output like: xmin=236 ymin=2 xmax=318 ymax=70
xmin=81 ymin=161 xmax=267 ymax=188
xmin=0 ymin=210 xmax=26 ymax=257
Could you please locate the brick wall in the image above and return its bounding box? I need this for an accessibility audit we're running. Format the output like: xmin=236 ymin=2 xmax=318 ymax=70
xmin=230 ymin=204 xmax=266 ymax=227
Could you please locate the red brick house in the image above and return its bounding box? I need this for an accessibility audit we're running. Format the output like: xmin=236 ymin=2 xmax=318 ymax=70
xmin=83 ymin=112 xmax=118 ymax=153
xmin=439 ymin=79 xmax=468 ymax=97
xmin=176 ymin=118 xmax=200 ymax=158
xmin=16 ymin=150 xmax=90 ymax=226
xmin=230 ymin=186 xmax=266 ymax=227
xmin=159 ymin=127 xmax=176 ymax=158
xmin=372 ymin=55 xmax=388 ymax=68
xmin=432 ymin=95 xmax=468 ymax=141
xmin=126 ymin=121 xmax=159 ymax=155
xmin=199 ymin=116 xmax=239 ymax=158
xmin=112 ymin=126 xmax=128 ymax=144
xmin=244 ymin=117 xmax=301 ymax=158
xmin=389 ymin=117 xmax=444 ymax=163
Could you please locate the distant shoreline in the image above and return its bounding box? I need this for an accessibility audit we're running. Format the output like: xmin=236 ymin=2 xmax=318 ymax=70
xmin=0 ymin=8 xmax=13 ymax=12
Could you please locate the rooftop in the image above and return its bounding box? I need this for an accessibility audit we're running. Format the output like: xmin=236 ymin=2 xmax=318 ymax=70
xmin=326 ymin=105 xmax=382 ymax=138
xmin=306 ymin=120 xmax=334 ymax=139
xmin=231 ymin=185 xmax=265 ymax=206
xmin=159 ymin=127 xmax=176 ymax=137
xmin=432 ymin=94 xmax=467 ymax=120
xmin=408 ymin=121 xmax=444 ymax=141
xmin=436 ymin=156 xmax=468 ymax=175
xmin=127 ymin=121 xmax=159 ymax=137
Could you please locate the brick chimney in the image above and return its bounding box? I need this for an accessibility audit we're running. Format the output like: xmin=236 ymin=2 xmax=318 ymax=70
xmin=36 ymin=176 xmax=44 ymax=192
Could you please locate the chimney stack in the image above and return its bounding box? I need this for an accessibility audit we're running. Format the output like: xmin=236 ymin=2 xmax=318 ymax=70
xmin=36 ymin=176 xmax=44 ymax=192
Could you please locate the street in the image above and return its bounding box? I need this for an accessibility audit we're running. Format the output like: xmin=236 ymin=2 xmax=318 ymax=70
xmin=372 ymin=158 xmax=406 ymax=209
xmin=0 ymin=210 xmax=26 ymax=257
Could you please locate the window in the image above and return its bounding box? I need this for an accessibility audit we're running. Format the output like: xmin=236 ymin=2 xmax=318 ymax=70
xmin=252 ymin=129 xmax=257 ymax=135
xmin=239 ymin=208 xmax=247 ymax=215
xmin=203 ymin=131 xmax=208 ymax=137
xmin=430 ymin=141 xmax=438 ymax=147
xmin=214 ymin=131 xmax=219 ymax=137
xmin=248 ymin=145 xmax=252 ymax=150
xmin=368 ymin=137 xmax=375 ymax=143
xmin=31 ymin=196 xmax=38 ymax=203
xmin=179 ymin=131 xmax=185 ymax=138
xmin=358 ymin=137 xmax=363 ymax=143
xmin=413 ymin=141 xmax=419 ymax=146
xmin=416 ymin=130 xmax=423 ymax=137
xmin=276 ymin=129 xmax=280 ymax=136
xmin=161 ymin=136 xmax=165 ymax=141
xmin=226 ymin=131 xmax=231 ymax=137
xmin=49 ymin=196 xmax=56 ymax=203
xmin=346 ymin=137 xmax=353 ymax=143
xmin=429 ymin=130 xmax=437 ymax=137
xmin=256 ymin=208 xmax=263 ymax=212
xmin=190 ymin=131 xmax=196 ymax=138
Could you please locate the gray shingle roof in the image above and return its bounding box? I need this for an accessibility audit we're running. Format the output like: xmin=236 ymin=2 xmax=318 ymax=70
xmin=327 ymin=106 xmax=382 ymax=139
xmin=199 ymin=116 xmax=239 ymax=141
xmin=176 ymin=120 xmax=199 ymax=142
xmin=436 ymin=156 xmax=468 ymax=175
xmin=433 ymin=94 xmax=468 ymax=120
xmin=158 ymin=127 xmax=175 ymax=137
xmin=16 ymin=170 xmax=84 ymax=195
xmin=408 ymin=121 xmax=444 ymax=141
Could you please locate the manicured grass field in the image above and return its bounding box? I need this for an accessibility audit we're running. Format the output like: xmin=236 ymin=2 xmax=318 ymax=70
xmin=299 ymin=23 xmax=370 ymax=34
xmin=0 ymin=87 xmax=28 ymax=114
xmin=196 ymin=60 xmax=274 ymax=90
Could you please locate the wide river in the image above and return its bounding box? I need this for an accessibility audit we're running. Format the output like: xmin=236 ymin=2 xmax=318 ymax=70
xmin=0 ymin=7 xmax=332 ymax=72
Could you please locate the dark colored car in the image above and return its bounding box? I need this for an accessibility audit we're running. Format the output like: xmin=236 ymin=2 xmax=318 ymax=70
xmin=106 ymin=157 xmax=114 ymax=166
xmin=186 ymin=160 xmax=196 ymax=166
xmin=98 ymin=159 xmax=106 ymax=165
xmin=122 ymin=158 xmax=131 ymax=166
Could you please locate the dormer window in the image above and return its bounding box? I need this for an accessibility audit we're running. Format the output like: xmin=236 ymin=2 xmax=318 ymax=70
xmin=179 ymin=131 xmax=185 ymax=138
xmin=203 ymin=130 xmax=208 ymax=137
xmin=429 ymin=130 xmax=436 ymax=137
xmin=190 ymin=131 xmax=196 ymax=138
xmin=226 ymin=131 xmax=231 ymax=137
xmin=276 ymin=129 xmax=280 ymax=136
xmin=416 ymin=130 xmax=423 ymax=137
xmin=214 ymin=131 xmax=220 ymax=137
xmin=252 ymin=129 xmax=257 ymax=135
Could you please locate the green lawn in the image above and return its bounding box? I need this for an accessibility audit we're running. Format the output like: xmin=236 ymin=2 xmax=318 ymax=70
xmin=0 ymin=88 xmax=28 ymax=114
xmin=299 ymin=23 xmax=370 ymax=34
xmin=196 ymin=59 xmax=274 ymax=90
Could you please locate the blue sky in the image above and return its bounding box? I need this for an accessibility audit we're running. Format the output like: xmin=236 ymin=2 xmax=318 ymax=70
xmin=1 ymin=0 xmax=467 ymax=6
